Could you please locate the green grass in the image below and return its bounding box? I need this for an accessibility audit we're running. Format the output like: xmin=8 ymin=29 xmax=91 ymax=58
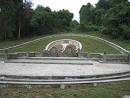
xmin=88 ymin=32 xmax=130 ymax=51
xmin=0 ymin=35 xmax=48 ymax=49
xmin=1 ymin=33 xmax=129 ymax=53
xmin=3 ymin=34 xmax=120 ymax=54
xmin=0 ymin=81 xmax=130 ymax=98
xmin=0 ymin=40 xmax=20 ymax=49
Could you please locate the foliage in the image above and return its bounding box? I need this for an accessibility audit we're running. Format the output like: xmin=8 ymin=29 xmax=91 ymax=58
xmin=103 ymin=2 xmax=130 ymax=39
xmin=70 ymin=20 xmax=80 ymax=31
xmin=79 ymin=0 xmax=130 ymax=40
xmin=0 ymin=0 xmax=33 ymax=40
xmin=0 ymin=2 xmax=73 ymax=40
xmin=80 ymin=3 xmax=95 ymax=25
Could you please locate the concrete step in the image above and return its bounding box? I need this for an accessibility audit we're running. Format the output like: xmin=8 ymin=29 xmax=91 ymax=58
xmin=5 ymin=58 xmax=94 ymax=65
xmin=0 ymin=78 xmax=130 ymax=85
xmin=0 ymin=70 xmax=130 ymax=84
xmin=18 ymin=57 xmax=100 ymax=60
xmin=1 ymin=73 xmax=130 ymax=82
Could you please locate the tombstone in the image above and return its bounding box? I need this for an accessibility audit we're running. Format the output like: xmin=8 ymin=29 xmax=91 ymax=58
xmin=63 ymin=44 xmax=77 ymax=57
xmin=49 ymin=47 xmax=59 ymax=57
xmin=55 ymin=44 xmax=63 ymax=57
xmin=45 ymin=39 xmax=82 ymax=57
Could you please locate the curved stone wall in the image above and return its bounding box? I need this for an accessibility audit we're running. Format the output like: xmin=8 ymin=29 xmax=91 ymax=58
xmin=45 ymin=39 xmax=82 ymax=57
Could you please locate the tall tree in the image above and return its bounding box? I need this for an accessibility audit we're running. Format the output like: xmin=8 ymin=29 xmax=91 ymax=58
xmin=14 ymin=0 xmax=24 ymax=39
xmin=103 ymin=2 xmax=130 ymax=39
xmin=79 ymin=3 xmax=95 ymax=25
xmin=0 ymin=0 xmax=16 ymax=40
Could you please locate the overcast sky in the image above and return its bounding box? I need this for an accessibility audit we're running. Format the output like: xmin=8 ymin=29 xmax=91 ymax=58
xmin=31 ymin=0 xmax=99 ymax=22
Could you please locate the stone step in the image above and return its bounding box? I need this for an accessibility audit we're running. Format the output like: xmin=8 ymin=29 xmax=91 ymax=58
xmin=0 ymin=78 xmax=130 ymax=85
xmin=18 ymin=57 xmax=100 ymax=60
xmin=1 ymin=73 xmax=130 ymax=82
xmin=5 ymin=58 xmax=94 ymax=65
xmin=1 ymin=71 xmax=130 ymax=79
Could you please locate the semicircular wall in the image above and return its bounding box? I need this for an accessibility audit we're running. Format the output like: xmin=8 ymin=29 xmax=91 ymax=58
xmin=45 ymin=39 xmax=82 ymax=57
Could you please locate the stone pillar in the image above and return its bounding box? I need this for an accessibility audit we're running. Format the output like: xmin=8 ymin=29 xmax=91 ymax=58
xmin=93 ymin=83 xmax=98 ymax=87
xmin=60 ymin=84 xmax=66 ymax=89
xmin=128 ymin=52 xmax=130 ymax=64
xmin=103 ymin=52 xmax=107 ymax=63
xmin=4 ymin=49 xmax=8 ymax=60
xmin=77 ymin=48 xmax=80 ymax=57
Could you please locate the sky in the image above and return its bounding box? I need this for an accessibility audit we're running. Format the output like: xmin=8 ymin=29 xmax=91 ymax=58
xmin=31 ymin=0 xmax=99 ymax=22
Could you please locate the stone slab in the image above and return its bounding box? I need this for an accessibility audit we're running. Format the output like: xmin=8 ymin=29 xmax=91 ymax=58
xmin=0 ymin=60 xmax=130 ymax=77
xmin=123 ymin=95 xmax=130 ymax=98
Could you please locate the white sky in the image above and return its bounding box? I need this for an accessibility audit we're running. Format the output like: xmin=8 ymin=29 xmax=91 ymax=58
xmin=31 ymin=0 xmax=99 ymax=22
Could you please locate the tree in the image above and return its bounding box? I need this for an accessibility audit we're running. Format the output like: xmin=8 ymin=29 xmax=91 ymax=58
xmin=79 ymin=3 xmax=95 ymax=25
xmin=0 ymin=0 xmax=33 ymax=40
xmin=55 ymin=9 xmax=73 ymax=31
xmin=70 ymin=20 xmax=79 ymax=31
xmin=96 ymin=0 xmax=110 ymax=10
xmin=31 ymin=6 xmax=73 ymax=35
xmin=79 ymin=0 xmax=130 ymax=40
xmin=0 ymin=0 xmax=16 ymax=40
xmin=103 ymin=2 xmax=130 ymax=39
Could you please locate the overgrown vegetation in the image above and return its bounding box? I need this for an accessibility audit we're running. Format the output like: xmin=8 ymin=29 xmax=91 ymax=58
xmin=0 ymin=0 xmax=73 ymax=40
xmin=0 ymin=0 xmax=130 ymax=41
xmin=80 ymin=0 xmax=130 ymax=40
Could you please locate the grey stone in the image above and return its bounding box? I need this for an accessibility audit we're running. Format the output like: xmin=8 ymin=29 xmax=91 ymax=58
xmin=49 ymin=47 xmax=59 ymax=57
xmin=63 ymin=45 xmax=77 ymax=57
xmin=17 ymin=52 xmax=27 ymax=57
xmin=27 ymin=52 xmax=36 ymax=57
xmin=60 ymin=84 xmax=66 ymax=89
xmin=7 ymin=53 xmax=17 ymax=59
xmin=93 ymin=83 xmax=97 ymax=86
xmin=123 ymin=95 xmax=130 ymax=98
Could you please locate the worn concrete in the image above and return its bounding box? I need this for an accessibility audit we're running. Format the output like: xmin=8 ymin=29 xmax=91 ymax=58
xmin=0 ymin=60 xmax=130 ymax=77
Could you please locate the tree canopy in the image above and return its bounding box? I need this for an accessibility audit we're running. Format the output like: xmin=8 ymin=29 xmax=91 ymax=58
xmin=79 ymin=0 xmax=130 ymax=40
xmin=0 ymin=1 xmax=73 ymax=40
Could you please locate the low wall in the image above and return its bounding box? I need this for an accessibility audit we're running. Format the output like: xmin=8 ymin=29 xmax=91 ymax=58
xmin=104 ymin=54 xmax=129 ymax=63
xmin=45 ymin=39 xmax=82 ymax=52
xmin=0 ymin=53 xmax=4 ymax=61
xmin=79 ymin=52 xmax=103 ymax=60
xmin=79 ymin=52 xmax=129 ymax=64
xmin=1 ymin=51 xmax=130 ymax=64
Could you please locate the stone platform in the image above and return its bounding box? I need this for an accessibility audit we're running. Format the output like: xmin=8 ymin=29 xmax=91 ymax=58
xmin=0 ymin=57 xmax=130 ymax=77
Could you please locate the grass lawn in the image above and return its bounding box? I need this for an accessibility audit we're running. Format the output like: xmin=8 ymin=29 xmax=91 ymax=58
xmin=0 ymin=35 xmax=47 ymax=49
xmin=0 ymin=34 xmax=120 ymax=54
xmin=0 ymin=81 xmax=130 ymax=98
xmin=88 ymin=32 xmax=130 ymax=51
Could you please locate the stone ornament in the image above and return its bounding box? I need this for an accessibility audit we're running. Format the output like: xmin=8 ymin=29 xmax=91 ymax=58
xmin=45 ymin=39 xmax=82 ymax=57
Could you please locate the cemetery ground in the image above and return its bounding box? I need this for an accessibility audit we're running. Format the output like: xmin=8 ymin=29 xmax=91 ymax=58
xmin=0 ymin=33 xmax=130 ymax=52
xmin=0 ymin=33 xmax=130 ymax=98
xmin=0 ymin=33 xmax=122 ymax=54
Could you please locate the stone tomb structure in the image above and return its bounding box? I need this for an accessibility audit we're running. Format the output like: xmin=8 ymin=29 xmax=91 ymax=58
xmin=0 ymin=38 xmax=130 ymax=85
xmin=45 ymin=39 xmax=82 ymax=57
